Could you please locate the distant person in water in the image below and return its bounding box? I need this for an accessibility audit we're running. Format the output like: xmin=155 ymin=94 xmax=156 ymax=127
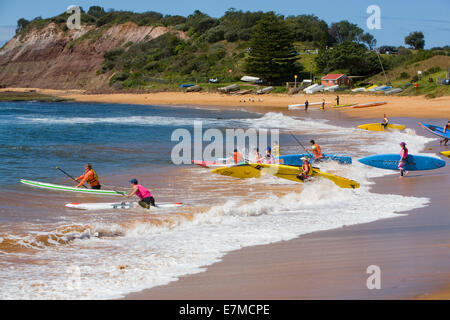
xmin=399 ymin=142 xmax=409 ymax=177
xmin=440 ymin=121 xmax=449 ymax=146
xmin=272 ymin=141 xmax=280 ymax=158
xmin=232 ymin=148 xmax=244 ymax=164
xmin=304 ymin=99 xmax=309 ymax=111
xmin=253 ymin=148 xmax=262 ymax=163
xmin=127 ymin=179 xmax=155 ymax=209
xmin=382 ymin=114 xmax=389 ymax=129
xmin=75 ymin=163 xmax=101 ymax=189
xmin=264 ymin=146 xmax=274 ymax=164
xmin=297 ymin=157 xmax=312 ymax=181
xmin=309 ymin=140 xmax=324 ymax=161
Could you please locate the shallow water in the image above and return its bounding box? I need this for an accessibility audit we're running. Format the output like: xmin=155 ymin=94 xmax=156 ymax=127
xmin=0 ymin=101 xmax=436 ymax=299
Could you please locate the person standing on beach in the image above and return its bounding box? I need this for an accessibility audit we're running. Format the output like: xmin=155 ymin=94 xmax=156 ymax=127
xmin=321 ymin=99 xmax=325 ymax=110
xmin=382 ymin=114 xmax=389 ymax=129
xmin=305 ymin=99 xmax=309 ymax=111
xmin=309 ymin=140 xmax=324 ymax=161
xmin=335 ymin=95 xmax=340 ymax=106
xmin=399 ymin=142 xmax=409 ymax=177
xmin=297 ymin=157 xmax=312 ymax=181
xmin=75 ymin=163 xmax=101 ymax=189
xmin=127 ymin=179 xmax=156 ymax=209
xmin=440 ymin=121 xmax=449 ymax=146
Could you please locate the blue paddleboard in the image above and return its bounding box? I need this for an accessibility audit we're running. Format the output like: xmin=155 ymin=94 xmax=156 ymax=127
xmin=277 ymin=153 xmax=352 ymax=165
xmin=358 ymin=154 xmax=446 ymax=171
xmin=419 ymin=122 xmax=450 ymax=139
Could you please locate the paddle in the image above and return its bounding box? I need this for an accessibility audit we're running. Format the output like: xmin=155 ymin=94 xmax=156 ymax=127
xmin=289 ymin=132 xmax=314 ymax=158
xmin=56 ymin=166 xmax=88 ymax=189
xmin=56 ymin=166 xmax=128 ymax=195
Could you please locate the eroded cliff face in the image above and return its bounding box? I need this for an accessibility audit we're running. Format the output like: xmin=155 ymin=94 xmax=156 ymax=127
xmin=0 ymin=22 xmax=187 ymax=90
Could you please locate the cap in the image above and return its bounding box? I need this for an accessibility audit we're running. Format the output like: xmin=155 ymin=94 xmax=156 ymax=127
xmin=266 ymin=146 xmax=271 ymax=152
xmin=400 ymin=142 xmax=406 ymax=146
xmin=129 ymin=179 xmax=138 ymax=184
xmin=301 ymin=156 xmax=309 ymax=161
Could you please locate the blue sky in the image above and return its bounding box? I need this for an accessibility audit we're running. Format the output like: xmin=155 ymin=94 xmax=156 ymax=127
xmin=0 ymin=0 xmax=449 ymax=48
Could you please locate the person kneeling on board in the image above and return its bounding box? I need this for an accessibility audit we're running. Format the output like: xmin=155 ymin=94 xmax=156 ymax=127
xmin=309 ymin=140 xmax=324 ymax=161
xmin=399 ymin=142 xmax=409 ymax=177
xmin=127 ymin=179 xmax=156 ymax=209
xmin=297 ymin=157 xmax=312 ymax=181
xmin=75 ymin=163 xmax=101 ymax=189
xmin=382 ymin=114 xmax=389 ymax=129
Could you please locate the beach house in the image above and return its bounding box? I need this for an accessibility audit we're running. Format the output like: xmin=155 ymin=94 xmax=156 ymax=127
xmin=321 ymin=74 xmax=353 ymax=87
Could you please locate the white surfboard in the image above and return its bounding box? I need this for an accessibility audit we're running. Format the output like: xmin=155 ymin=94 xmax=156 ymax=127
xmin=65 ymin=201 xmax=183 ymax=211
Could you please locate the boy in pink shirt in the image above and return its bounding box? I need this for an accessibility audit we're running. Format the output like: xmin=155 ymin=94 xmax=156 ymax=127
xmin=127 ymin=179 xmax=156 ymax=209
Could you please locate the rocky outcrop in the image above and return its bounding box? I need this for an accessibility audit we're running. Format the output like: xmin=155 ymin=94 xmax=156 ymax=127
xmin=0 ymin=22 xmax=187 ymax=90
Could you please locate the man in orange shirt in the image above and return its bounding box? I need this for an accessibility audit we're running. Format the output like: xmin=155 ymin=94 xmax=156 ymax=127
xmin=309 ymin=140 xmax=324 ymax=161
xmin=75 ymin=163 xmax=101 ymax=189
xmin=231 ymin=148 xmax=244 ymax=164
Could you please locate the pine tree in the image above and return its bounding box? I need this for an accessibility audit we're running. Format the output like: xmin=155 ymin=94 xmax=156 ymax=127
xmin=245 ymin=12 xmax=297 ymax=84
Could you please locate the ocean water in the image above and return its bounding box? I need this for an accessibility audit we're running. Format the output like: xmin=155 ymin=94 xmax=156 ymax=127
xmin=0 ymin=101 xmax=436 ymax=299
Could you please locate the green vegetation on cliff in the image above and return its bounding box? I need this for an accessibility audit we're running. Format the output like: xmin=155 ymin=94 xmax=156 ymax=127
xmin=8 ymin=6 xmax=450 ymax=95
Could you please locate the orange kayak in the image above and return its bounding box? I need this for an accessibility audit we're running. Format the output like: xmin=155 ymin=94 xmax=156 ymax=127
xmin=353 ymin=101 xmax=387 ymax=109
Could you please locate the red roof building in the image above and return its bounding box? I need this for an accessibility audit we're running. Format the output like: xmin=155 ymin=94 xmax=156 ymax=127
xmin=321 ymin=74 xmax=353 ymax=87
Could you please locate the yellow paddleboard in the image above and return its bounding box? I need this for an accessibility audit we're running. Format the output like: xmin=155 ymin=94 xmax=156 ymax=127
xmin=212 ymin=164 xmax=360 ymax=189
xmin=254 ymin=164 xmax=359 ymax=189
xmin=332 ymin=103 xmax=357 ymax=108
xmin=251 ymin=163 xmax=360 ymax=189
xmin=211 ymin=164 xmax=261 ymax=179
xmin=365 ymin=85 xmax=377 ymax=91
xmin=212 ymin=163 xmax=302 ymax=181
xmin=358 ymin=123 xmax=406 ymax=131
xmin=440 ymin=151 xmax=450 ymax=158
xmin=253 ymin=163 xmax=306 ymax=182
xmin=310 ymin=168 xmax=360 ymax=189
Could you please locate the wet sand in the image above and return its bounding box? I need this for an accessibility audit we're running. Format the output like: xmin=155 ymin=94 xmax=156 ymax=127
xmin=124 ymin=118 xmax=450 ymax=300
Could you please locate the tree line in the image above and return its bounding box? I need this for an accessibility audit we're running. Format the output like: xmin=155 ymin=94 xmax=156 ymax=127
xmin=12 ymin=7 xmax=442 ymax=87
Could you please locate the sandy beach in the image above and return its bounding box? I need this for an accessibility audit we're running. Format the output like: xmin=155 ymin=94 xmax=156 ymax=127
xmin=1 ymin=88 xmax=450 ymax=119
xmin=1 ymin=87 xmax=449 ymax=300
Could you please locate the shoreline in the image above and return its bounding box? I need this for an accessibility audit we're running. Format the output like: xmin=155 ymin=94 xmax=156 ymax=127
xmin=1 ymin=87 xmax=450 ymax=119
xmin=123 ymin=114 xmax=450 ymax=299
xmin=2 ymin=88 xmax=449 ymax=299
